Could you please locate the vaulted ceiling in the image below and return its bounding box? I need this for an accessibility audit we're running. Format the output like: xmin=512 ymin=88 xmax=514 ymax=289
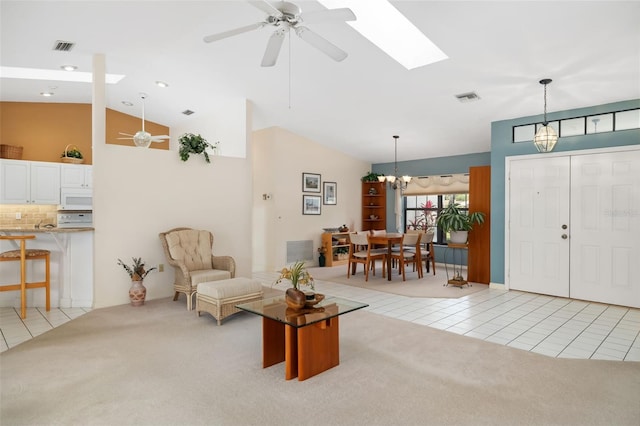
xmin=1 ymin=1 xmax=639 ymax=163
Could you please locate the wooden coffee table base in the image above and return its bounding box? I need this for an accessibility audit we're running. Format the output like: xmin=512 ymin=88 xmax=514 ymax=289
xmin=262 ymin=316 xmax=340 ymax=381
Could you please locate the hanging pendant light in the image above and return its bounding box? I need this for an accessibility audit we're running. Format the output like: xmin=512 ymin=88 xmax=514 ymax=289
xmin=533 ymin=78 xmax=558 ymax=153
xmin=377 ymin=135 xmax=412 ymax=190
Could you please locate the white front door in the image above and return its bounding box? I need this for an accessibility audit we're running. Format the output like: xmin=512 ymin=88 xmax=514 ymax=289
xmin=570 ymin=150 xmax=640 ymax=308
xmin=508 ymin=156 xmax=571 ymax=297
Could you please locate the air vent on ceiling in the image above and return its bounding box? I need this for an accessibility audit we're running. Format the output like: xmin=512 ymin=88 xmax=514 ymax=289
xmin=53 ymin=40 xmax=75 ymax=52
xmin=182 ymin=110 xmax=195 ymax=116
xmin=455 ymin=92 xmax=480 ymax=103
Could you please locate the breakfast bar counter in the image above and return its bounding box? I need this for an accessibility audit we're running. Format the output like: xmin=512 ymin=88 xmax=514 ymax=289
xmin=0 ymin=227 xmax=94 ymax=309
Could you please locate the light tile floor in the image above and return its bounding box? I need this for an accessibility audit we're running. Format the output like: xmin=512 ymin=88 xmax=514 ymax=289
xmin=2 ymin=271 xmax=639 ymax=362
xmin=0 ymin=306 xmax=91 ymax=352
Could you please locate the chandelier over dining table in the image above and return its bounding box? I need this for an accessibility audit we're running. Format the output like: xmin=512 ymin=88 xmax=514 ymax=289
xmin=378 ymin=135 xmax=412 ymax=190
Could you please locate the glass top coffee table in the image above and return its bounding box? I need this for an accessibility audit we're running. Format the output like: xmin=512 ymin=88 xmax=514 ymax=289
xmin=237 ymin=294 xmax=368 ymax=381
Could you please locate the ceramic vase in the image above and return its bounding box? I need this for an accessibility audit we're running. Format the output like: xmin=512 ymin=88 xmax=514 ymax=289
xmin=129 ymin=280 xmax=147 ymax=306
xmin=285 ymin=288 xmax=306 ymax=310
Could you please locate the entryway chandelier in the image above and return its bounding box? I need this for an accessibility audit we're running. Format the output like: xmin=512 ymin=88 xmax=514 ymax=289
xmin=378 ymin=135 xmax=412 ymax=190
xmin=533 ymin=78 xmax=559 ymax=153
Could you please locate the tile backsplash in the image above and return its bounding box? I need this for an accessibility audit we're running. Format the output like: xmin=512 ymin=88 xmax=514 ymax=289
xmin=0 ymin=205 xmax=58 ymax=227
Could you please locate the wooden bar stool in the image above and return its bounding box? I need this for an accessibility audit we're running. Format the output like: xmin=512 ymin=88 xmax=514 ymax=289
xmin=0 ymin=235 xmax=50 ymax=319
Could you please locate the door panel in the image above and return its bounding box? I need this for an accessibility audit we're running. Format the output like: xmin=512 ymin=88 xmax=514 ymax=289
xmin=570 ymin=150 xmax=640 ymax=308
xmin=509 ymin=157 xmax=570 ymax=297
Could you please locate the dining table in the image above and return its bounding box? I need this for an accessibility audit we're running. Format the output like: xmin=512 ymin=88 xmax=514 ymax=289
xmin=367 ymin=232 xmax=403 ymax=281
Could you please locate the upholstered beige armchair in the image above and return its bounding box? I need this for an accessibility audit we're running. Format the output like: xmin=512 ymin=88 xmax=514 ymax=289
xmin=159 ymin=227 xmax=236 ymax=310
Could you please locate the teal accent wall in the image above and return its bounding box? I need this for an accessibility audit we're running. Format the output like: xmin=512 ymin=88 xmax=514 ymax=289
xmin=490 ymin=99 xmax=640 ymax=286
xmin=370 ymin=99 xmax=640 ymax=282
xmin=372 ymin=152 xmax=491 ymax=263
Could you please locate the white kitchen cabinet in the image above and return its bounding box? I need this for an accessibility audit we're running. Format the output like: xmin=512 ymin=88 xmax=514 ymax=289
xmin=60 ymin=164 xmax=92 ymax=189
xmin=0 ymin=159 xmax=61 ymax=204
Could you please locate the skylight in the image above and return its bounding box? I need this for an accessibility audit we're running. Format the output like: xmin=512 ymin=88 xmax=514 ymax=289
xmin=0 ymin=66 xmax=125 ymax=84
xmin=317 ymin=0 xmax=447 ymax=70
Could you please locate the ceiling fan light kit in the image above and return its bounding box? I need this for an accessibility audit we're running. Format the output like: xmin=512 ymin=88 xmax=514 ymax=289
xmin=203 ymin=1 xmax=356 ymax=67
xmin=117 ymin=93 xmax=170 ymax=148
xmin=533 ymin=78 xmax=559 ymax=153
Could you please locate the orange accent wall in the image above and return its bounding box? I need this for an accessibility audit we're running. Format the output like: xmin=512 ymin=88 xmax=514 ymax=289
xmin=0 ymin=102 xmax=169 ymax=164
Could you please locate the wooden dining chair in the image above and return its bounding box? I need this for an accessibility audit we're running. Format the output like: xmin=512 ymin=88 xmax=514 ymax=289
xmin=347 ymin=232 xmax=386 ymax=281
xmin=422 ymin=231 xmax=436 ymax=275
xmin=389 ymin=233 xmax=423 ymax=281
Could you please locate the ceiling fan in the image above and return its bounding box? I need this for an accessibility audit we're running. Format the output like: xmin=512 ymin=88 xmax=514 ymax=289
xmin=117 ymin=93 xmax=170 ymax=148
xmin=203 ymin=1 xmax=356 ymax=67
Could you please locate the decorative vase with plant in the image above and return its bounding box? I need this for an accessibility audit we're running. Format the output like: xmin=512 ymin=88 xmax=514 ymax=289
xmin=117 ymin=257 xmax=157 ymax=306
xmin=274 ymin=260 xmax=315 ymax=310
xmin=178 ymin=133 xmax=218 ymax=163
xmin=436 ymin=203 xmax=486 ymax=244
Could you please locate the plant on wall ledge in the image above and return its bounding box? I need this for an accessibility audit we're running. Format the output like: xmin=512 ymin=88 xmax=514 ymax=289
xmin=178 ymin=133 xmax=219 ymax=163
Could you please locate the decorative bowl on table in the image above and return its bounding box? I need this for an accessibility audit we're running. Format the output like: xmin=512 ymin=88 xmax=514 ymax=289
xmin=304 ymin=293 xmax=325 ymax=308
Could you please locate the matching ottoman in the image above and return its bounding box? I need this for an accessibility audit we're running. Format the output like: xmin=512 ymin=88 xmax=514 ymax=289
xmin=196 ymin=277 xmax=263 ymax=325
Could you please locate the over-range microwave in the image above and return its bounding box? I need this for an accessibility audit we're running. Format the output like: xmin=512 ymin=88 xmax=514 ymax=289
xmin=59 ymin=188 xmax=93 ymax=210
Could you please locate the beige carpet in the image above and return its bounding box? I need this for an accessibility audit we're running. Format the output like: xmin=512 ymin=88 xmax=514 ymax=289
xmin=1 ymin=292 xmax=639 ymax=426
xmin=310 ymin=264 xmax=489 ymax=298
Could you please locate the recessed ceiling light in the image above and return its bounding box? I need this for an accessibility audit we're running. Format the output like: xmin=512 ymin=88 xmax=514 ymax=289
xmin=61 ymin=65 xmax=77 ymax=72
xmin=40 ymin=92 xmax=54 ymax=97
xmin=122 ymin=101 xmax=133 ymax=106
xmin=318 ymin=0 xmax=448 ymax=70
xmin=155 ymin=80 xmax=169 ymax=88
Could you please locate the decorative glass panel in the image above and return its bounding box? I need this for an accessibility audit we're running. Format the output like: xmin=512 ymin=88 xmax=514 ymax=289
xmin=513 ymin=124 xmax=535 ymax=142
xmin=615 ymin=109 xmax=640 ymax=130
xmin=560 ymin=117 xmax=585 ymax=137
xmin=586 ymin=113 xmax=613 ymax=134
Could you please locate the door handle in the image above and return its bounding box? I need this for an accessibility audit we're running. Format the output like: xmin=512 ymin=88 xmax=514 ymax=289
xmin=561 ymin=234 xmax=568 ymax=239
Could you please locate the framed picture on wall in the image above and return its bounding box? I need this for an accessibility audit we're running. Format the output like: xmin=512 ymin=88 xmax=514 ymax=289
xmin=302 ymin=172 xmax=321 ymax=193
xmin=303 ymin=195 xmax=321 ymax=215
xmin=323 ymin=181 xmax=337 ymax=205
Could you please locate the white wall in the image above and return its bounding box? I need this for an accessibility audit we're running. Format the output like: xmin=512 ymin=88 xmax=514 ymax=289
xmin=92 ymin=71 xmax=252 ymax=307
xmin=170 ymin=98 xmax=248 ymax=158
xmin=252 ymin=127 xmax=370 ymax=272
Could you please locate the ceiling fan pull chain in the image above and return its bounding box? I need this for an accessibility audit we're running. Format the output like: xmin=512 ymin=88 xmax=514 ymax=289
xmin=288 ymin=30 xmax=292 ymax=109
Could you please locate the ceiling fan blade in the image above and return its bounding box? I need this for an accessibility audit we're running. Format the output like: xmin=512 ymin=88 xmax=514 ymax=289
xmin=261 ymin=28 xmax=286 ymax=67
xmin=150 ymin=135 xmax=170 ymax=141
xmin=117 ymin=137 xmax=134 ymax=140
xmin=203 ymin=22 xmax=265 ymax=43
xmin=294 ymin=26 xmax=348 ymax=62
xmin=300 ymin=8 xmax=356 ymax=24
xmin=118 ymin=132 xmax=134 ymax=137
xmin=247 ymin=0 xmax=283 ymax=18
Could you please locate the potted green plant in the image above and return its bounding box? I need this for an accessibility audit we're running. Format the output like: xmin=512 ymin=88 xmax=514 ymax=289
xmin=178 ymin=133 xmax=218 ymax=163
xmin=361 ymin=171 xmax=383 ymax=182
xmin=117 ymin=257 xmax=157 ymax=306
xmin=436 ymin=203 xmax=485 ymax=244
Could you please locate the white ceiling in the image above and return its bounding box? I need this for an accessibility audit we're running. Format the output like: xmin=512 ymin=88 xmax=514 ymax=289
xmin=1 ymin=1 xmax=639 ymax=163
